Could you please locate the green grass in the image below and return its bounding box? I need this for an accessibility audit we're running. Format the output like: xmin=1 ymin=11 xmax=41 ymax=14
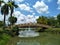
xmin=0 ymin=33 xmax=11 ymax=45
xmin=45 ymin=28 xmax=60 ymax=32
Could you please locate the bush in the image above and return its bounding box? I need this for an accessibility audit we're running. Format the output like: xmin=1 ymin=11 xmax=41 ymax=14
xmin=36 ymin=27 xmax=42 ymax=32
xmin=45 ymin=28 xmax=60 ymax=33
xmin=0 ymin=21 xmax=4 ymax=27
xmin=11 ymin=26 xmax=19 ymax=35
xmin=0 ymin=33 xmax=11 ymax=45
xmin=4 ymin=26 xmax=20 ymax=37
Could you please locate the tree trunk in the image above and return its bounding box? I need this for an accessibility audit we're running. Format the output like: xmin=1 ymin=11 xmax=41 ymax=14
xmin=10 ymin=9 xmax=13 ymax=17
xmin=3 ymin=14 xmax=6 ymax=30
xmin=10 ymin=7 xmax=14 ymax=26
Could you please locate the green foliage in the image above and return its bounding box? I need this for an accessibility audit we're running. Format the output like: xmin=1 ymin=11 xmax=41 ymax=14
xmin=0 ymin=21 xmax=4 ymax=27
xmin=47 ymin=17 xmax=58 ymax=26
xmin=36 ymin=27 xmax=42 ymax=32
xmin=37 ymin=16 xmax=58 ymax=27
xmin=37 ymin=16 xmax=48 ymax=24
xmin=0 ymin=1 xmax=18 ymax=29
xmin=8 ymin=1 xmax=18 ymax=8
xmin=8 ymin=16 xmax=17 ymax=25
xmin=45 ymin=28 xmax=60 ymax=33
xmin=8 ymin=1 xmax=18 ymax=17
xmin=0 ymin=33 xmax=11 ymax=45
xmin=1 ymin=3 xmax=9 ymax=29
xmin=11 ymin=26 xmax=19 ymax=35
xmin=1 ymin=4 xmax=9 ymax=15
xmin=57 ymin=14 xmax=60 ymax=24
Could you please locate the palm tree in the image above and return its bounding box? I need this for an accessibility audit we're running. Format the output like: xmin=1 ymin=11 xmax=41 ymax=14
xmin=8 ymin=1 xmax=18 ymax=17
xmin=0 ymin=0 xmax=18 ymax=28
xmin=0 ymin=0 xmax=4 ymax=6
xmin=1 ymin=4 xmax=9 ymax=29
xmin=7 ymin=1 xmax=18 ymax=25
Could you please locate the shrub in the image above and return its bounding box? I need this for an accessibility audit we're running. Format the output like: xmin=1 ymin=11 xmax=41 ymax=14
xmin=12 ymin=26 xmax=19 ymax=35
xmin=0 ymin=33 xmax=11 ymax=45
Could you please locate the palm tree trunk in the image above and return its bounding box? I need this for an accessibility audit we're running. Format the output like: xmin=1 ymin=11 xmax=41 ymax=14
xmin=10 ymin=7 xmax=14 ymax=17
xmin=3 ymin=14 xmax=6 ymax=29
xmin=10 ymin=7 xmax=13 ymax=26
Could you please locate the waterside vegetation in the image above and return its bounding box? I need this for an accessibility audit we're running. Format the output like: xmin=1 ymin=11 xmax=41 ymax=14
xmin=0 ymin=0 xmax=60 ymax=45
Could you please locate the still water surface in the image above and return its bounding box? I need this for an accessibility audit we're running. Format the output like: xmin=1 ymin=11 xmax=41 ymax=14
xmin=16 ymin=32 xmax=60 ymax=45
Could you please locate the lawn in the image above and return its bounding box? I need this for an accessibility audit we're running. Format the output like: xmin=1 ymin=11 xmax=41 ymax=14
xmin=0 ymin=33 xmax=11 ymax=45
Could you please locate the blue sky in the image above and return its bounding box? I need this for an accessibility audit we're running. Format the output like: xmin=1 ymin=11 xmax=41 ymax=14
xmin=14 ymin=0 xmax=60 ymax=16
xmin=0 ymin=0 xmax=60 ymax=24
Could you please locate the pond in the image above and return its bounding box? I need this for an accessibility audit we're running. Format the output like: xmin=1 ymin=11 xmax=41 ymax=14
xmin=18 ymin=28 xmax=39 ymax=37
xmin=17 ymin=40 xmax=40 ymax=45
xmin=15 ymin=32 xmax=60 ymax=45
xmin=6 ymin=27 xmax=60 ymax=45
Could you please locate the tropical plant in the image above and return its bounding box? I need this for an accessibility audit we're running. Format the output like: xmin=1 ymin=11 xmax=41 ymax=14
xmin=7 ymin=1 xmax=18 ymax=17
xmin=8 ymin=16 xmax=17 ymax=25
xmin=1 ymin=4 xmax=9 ymax=29
xmin=0 ymin=21 xmax=4 ymax=27
xmin=0 ymin=0 xmax=18 ymax=29
xmin=7 ymin=1 xmax=18 ymax=25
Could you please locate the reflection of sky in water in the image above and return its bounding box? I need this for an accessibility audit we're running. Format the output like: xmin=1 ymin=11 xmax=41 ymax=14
xmin=16 ymin=41 xmax=59 ymax=45
xmin=17 ymin=41 xmax=40 ymax=45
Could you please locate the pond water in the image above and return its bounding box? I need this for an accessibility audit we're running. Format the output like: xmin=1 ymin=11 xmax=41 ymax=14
xmin=18 ymin=28 xmax=39 ymax=37
xmin=17 ymin=41 xmax=40 ymax=45
xmin=15 ymin=27 xmax=60 ymax=45
xmin=16 ymin=32 xmax=60 ymax=45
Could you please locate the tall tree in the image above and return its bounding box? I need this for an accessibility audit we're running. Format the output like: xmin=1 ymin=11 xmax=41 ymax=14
xmin=1 ymin=4 xmax=9 ymax=29
xmin=8 ymin=1 xmax=18 ymax=17
xmin=57 ymin=14 xmax=60 ymax=25
xmin=47 ymin=17 xmax=57 ymax=26
xmin=37 ymin=16 xmax=47 ymax=24
xmin=7 ymin=1 xmax=18 ymax=25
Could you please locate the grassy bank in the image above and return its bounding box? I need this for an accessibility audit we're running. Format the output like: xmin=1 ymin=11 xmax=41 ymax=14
xmin=0 ymin=27 xmax=60 ymax=45
xmin=45 ymin=28 xmax=60 ymax=33
xmin=0 ymin=32 xmax=11 ymax=45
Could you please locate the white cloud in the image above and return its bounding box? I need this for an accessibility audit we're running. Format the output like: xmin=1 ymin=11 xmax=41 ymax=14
xmin=57 ymin=0 xmax=60 ymax=10
xmin=14 ymin=0 xmax=24 ymax=3
xmin=54 ymin=16 xmax=57 ymax=20
xmin=3 ymin=0 xmax=24 ymax=3
xmin=0 ymin=14 xmax=4 ymax=21
xmin=42 ymin=0 xmax=52 ymax=2
xmin=18 ymin=4 xmax=32 ymax=12
xmin=0 ymin=13 xmax=10 ymax=26
xmin=3 ymin=0 xmax=8 ymax=3
xmin=1 ymin=3 xmax=5 ymax=6
xmin=32 ymin=13 xmax=35 ymax=15
xmin=13 ymin=11 xmax=39 ymax=24
xmin=33 ymin=1 xmax=49 ymax=14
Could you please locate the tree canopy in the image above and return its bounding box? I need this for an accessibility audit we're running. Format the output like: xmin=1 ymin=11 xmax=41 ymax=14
xmin=8 ymin=16 xmax=17 ymax=25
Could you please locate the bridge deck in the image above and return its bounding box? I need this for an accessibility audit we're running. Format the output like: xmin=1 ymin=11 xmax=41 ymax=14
xmin=16 ymin=23 xmax=51 ymax=28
